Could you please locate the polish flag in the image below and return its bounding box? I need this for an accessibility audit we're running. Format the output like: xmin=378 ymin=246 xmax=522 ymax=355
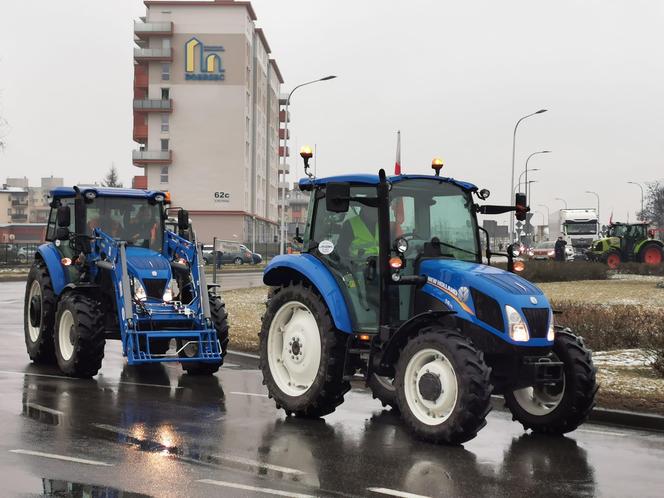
xmin=394 ymin=130 xmax=402 ymax=175
xmin=394 ymin=131 xmax=404 ymax=234
xmin=609 ymin=211 xmax=613 ymax=225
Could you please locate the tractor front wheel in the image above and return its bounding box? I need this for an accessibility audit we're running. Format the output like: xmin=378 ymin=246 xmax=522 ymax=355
xmin=504 ymin=330 xmax=597 ymax=434
xmin=179 ymin=294 xmax=228 ymax=375
xmin=54 ymin=293 xmax=105 ymax=378
xmin=604 ymin=250 xmax=622 ymax=269
xmin=260 ymin=282 xmax=350 ymax=417
xmin=640 ymin=243 xmax=663 ymax=266
xmin=394 ymin=328 xmax=492 ymax=445
xmin=24 ymin=261 xmax=57 ymax=364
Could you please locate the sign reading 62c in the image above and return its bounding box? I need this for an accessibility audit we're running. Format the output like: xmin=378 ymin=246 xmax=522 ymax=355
xmin=213 ymin=191 xmax=230 ymax=202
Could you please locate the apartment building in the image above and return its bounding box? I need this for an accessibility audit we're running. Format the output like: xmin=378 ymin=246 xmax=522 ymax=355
xmin=131 ymin=0 xmax=285 ymax=244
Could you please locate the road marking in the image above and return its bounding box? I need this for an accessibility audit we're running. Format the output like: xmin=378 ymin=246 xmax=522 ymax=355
xmin=197 ymin=479 xmax=315 ymax=497
xmin=579 ymin=428 xmax=627 ymax=437
xmin=0 ymin=370 xmax=180 ymax=389
xmin=229 ymin=391 xmax=268 ymax=398
xmin=9 ymin=449 xmax=113 ymax=467
xmin=227 ymin=349 xmax=260 ymax=359
xmin=222 ymin=362 xmax=240 ymax=367
xmin=23 ymin=402 xmax=64 ymax=416
xmin=211 ymin=454 xmax=305 ymax=477
xmin=368 ymin=488 xmax=431 ymax=498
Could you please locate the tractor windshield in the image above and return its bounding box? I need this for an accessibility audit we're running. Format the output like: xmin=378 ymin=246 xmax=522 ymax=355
xmin=390 ymin=179 xmax=479 ymax=262
xmin=84 ymin=197 xmax=163 ymax=251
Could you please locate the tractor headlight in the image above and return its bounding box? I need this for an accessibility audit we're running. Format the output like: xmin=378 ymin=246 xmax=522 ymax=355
xmin=505 ymin=305 xmax=529 ymax=342
xmin=547 ymin=312 xmax=555 ymax=341
xmin=132 ymin=278 xmax=147 ymax=301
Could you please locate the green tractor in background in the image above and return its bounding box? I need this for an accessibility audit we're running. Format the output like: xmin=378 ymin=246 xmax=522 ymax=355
xmin=587 ymin=222 xmax=663 ymax=269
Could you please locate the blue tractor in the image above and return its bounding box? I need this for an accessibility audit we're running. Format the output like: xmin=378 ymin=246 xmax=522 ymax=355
xmin=24 ymin=186 xmax=228 ymax=378
xmin=260 ymin=152 xmax=597 ymax=444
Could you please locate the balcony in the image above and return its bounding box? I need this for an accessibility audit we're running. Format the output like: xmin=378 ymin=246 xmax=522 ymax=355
xmin=133 ymin=99 xmax=172 ymax=112
xmin=278 ymin=146 xmax=289 ymax=157
xmin=134 ymin=47 xmax=172 ymax=62
xmin=11 ymin=214 xmax=28 ymax=223
xmin=132 ymin=150 xmax=172 ymax=166
xmin=279 ymin=110 xmax=290 ymax=123
xmin=134 ymin=21 xmax=173 ymax=38
xmin=11 ymin=199 xmax=28 ymax=207
xmin=278 ymin=163 xmax=290 ymax=175
xmin=133 ymin=122 xmax=148 ymax=142
xmin=279 ymin=128 xmax=290 ymax=140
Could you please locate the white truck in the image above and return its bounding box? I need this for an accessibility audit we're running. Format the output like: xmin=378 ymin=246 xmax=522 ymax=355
xmin=548 ymin=208 xmax=599 ymax=258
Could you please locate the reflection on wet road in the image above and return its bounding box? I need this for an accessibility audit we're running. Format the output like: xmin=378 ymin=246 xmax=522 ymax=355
xmin=0 ymin=281 xmax=663 ymax=497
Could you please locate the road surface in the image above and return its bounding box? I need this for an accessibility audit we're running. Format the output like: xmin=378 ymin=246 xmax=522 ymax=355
xmin=1 ymin=281 xmax=663 ymax=497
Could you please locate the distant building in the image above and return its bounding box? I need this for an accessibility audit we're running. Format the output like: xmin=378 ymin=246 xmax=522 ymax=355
xmin=286 ymin=182 xmax=309 ymax=237
xmin=131 ymin=0 xmax=285 ymax=244
xmin=3 ymin=177 xmax=64 ymax=224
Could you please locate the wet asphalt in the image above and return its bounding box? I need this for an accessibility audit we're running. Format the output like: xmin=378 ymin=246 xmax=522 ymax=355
xmin=1 ymin=281 xmax=664 ymax=498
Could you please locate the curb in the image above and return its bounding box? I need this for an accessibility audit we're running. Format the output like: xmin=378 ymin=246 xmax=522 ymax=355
xmin=0 ymin=275 xmax=28 ymax=282
xmin=490 ymin=395 xmax=664 ymax=432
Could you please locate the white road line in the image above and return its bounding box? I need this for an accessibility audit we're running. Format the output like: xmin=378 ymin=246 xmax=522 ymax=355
xmin=197 ymin=479 xmax=315 ymax=497
xmin=222 ymin=362 xmax=240 ymax=367
xmin=211 ymin=454 xmax=305 ymax=476
xmin=9 ymin=449 xmax=113 ymax=467
xmin=227 ymin=349 xmax=260 ymax=359
xmin=0 ymin=370 xmax=180 ymax=389
xmin=367 ymin=487 xmax=432 ymax=498
xmin=578 ymin=428 xmax=627 ymax=437
xmin=229 ymin=391 xmax=269 ymax=398
xmin=24 ymin=402 xmax=64 ymax=416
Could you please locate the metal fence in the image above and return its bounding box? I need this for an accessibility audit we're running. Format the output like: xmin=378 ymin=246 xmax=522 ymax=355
xmin=0 ymin=243 xmax=41 ymax=267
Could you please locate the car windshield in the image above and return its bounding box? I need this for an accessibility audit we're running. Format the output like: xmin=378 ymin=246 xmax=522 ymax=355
xmin=564 ymin=221 xmax=597 ymax=235
xmin=536 ymin=242 xmax=555 ymax=249
xmin=390 ymin=179 xmax=479 ymax=262
xmin=85 ymin=197 xmax=163 ymax=251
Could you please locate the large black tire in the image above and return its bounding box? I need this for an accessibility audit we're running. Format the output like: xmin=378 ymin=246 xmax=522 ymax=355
xmin=24 ymin=261 xmax=57 ymax=364
xmin=602 ymin=249 xmax=622 ymax=269
xmin=639 ymin=242 xmax=663 ymax=266
xmin=504 ymin=330 xmax=597 ymax=434
xmin=395 ymin=328 xmax=492 ymax=445
xmin=54 ymin=293 xmax=105 ymax=378
xmin=259 ymin=282 xmax=350 ymax=418
xmin=179 ymin=294 xmax=228 ymax=375
xmin=234 ymin=257 xmax=244 ymax=265
xmin=368 ymin=374 xmax=398 ymax=411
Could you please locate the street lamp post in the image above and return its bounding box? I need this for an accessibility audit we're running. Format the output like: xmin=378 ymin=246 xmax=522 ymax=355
xmin=525 ymin=180 xmax=537 ymax=240
xmin=509 ymin=109 xmax=547 ymax=242
xmin=585 ymin=190 xmax=600 ymax=220
xmin=627 ymin=181 xmax=644 ymax=218
xmin=524 ymin=150 xmax=550 ymax=199
xmin=516 ymin=168 xmax=539 ymax=193
xmin=279 ymin=75 xmax=337 ymax=254
xmin=555 ymin=197 xmax=568 ymax=209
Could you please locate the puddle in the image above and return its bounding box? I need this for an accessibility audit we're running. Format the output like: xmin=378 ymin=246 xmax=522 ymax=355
xmin=41 ymin=477 xmax=152 ymax=497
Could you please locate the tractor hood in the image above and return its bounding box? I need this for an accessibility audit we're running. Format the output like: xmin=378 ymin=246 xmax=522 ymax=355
xmin=125 ymin=246 xmax=172 ymax=299
xmin=418 ymin=259 xmax=552 ymax=347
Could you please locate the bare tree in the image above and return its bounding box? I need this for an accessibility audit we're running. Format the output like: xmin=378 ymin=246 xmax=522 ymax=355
xmin=637 ymin=181 xmax=664 ymax=228
xmin=101 ymin=163 xmax=123 ymax=188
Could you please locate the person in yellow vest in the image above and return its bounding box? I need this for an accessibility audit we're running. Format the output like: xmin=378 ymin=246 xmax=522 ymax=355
xmin=338 ymin=206 xmax=379 ymax=260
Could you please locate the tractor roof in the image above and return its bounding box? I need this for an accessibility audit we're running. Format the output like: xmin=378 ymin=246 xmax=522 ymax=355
xmin=50 ymin=186 xmax=166 ymax=200
xmin=299 ymin=174 xmax=477 ymax=191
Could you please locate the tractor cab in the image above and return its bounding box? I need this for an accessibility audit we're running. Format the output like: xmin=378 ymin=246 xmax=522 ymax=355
xmin=260 ymin=149 xmax=596 ymax=445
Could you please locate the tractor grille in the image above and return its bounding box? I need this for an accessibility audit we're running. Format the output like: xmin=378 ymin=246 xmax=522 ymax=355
xmin=470 ymin=288 xmax=504 ymax=332
xmin=143 ymin=279 xmax=167 ymax=299
xmin=522 ymin=308 xmax=550 ymax=339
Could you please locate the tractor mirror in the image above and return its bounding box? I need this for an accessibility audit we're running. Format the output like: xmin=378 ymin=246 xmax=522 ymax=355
xmin=326 ymin=183 xmax=350 ymax=213
xmin=57 ymin=205 xmax=71 ymax=228
xmin=178 ymin=209 xmax=190 ymax=230
xmin=55 ymin=227 xmax=70 ymax=241
xmin=515 ymin=192 xmax=527 ymax=221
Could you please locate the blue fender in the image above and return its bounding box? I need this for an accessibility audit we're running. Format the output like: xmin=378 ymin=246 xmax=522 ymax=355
xmin=263 ymin=254 xmax=353 ymax=334
xmin=36 ymin=243 xmax=68 ymax=295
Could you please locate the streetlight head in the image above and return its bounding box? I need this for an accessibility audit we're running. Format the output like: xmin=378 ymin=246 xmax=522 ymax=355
xmin=320 ymin=75 xmax=337 ymax=81
xmin=536 ymin=109 xmax=548 ymax=114
xmin=542 ymin=150 xmax=551 ymax=153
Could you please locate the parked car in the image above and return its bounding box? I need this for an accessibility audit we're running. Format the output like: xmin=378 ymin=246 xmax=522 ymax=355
xmin=202 ymin=242 xmax=261 ymax=265
xmin=527 ymin=241 xmax=574 ymax=261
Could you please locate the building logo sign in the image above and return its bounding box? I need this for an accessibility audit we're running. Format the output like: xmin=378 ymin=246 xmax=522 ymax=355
xmin=184 ymin=37 xmax=225 ymax=81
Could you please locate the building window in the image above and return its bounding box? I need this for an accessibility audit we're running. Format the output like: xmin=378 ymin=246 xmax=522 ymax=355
xmin=161 ymin=63 xmax=170 ymax=81
xmin=161 ymin=113 xmax=169 ymax=132
xmin=160 ymin=166 xmax=168 ymax=183
xmin=161 ymin=88 xmax=170 ymax=100
xmin=160 ymin=138 xmax=169 ymax=151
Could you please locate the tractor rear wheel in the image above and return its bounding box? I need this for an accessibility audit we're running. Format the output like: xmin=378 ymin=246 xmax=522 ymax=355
xmin=504 ymin=330 xmax=597 ymax=434
xmin=368 ymin=374 xmax=398 ymax=411
xmin=604 ymin=250 xmax=621 ymax=269
xmin=54 ymin=293 xmax=105 ymax=378
xmin=179 ymin=294 xmax=228 ymax=375
xmin=640 ymin=243 xmax=663 ymax=266
xmin=260 ymin=282 xmax=350 ymax=418
xmin=394 ymin=328 xmax=492 ymax=445
xmin=24 ymin=261 xmax=57 ymax=364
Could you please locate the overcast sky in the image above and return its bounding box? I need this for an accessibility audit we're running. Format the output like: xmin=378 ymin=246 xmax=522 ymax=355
xmin=1 ymin=0 xmax=662 ymax=224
